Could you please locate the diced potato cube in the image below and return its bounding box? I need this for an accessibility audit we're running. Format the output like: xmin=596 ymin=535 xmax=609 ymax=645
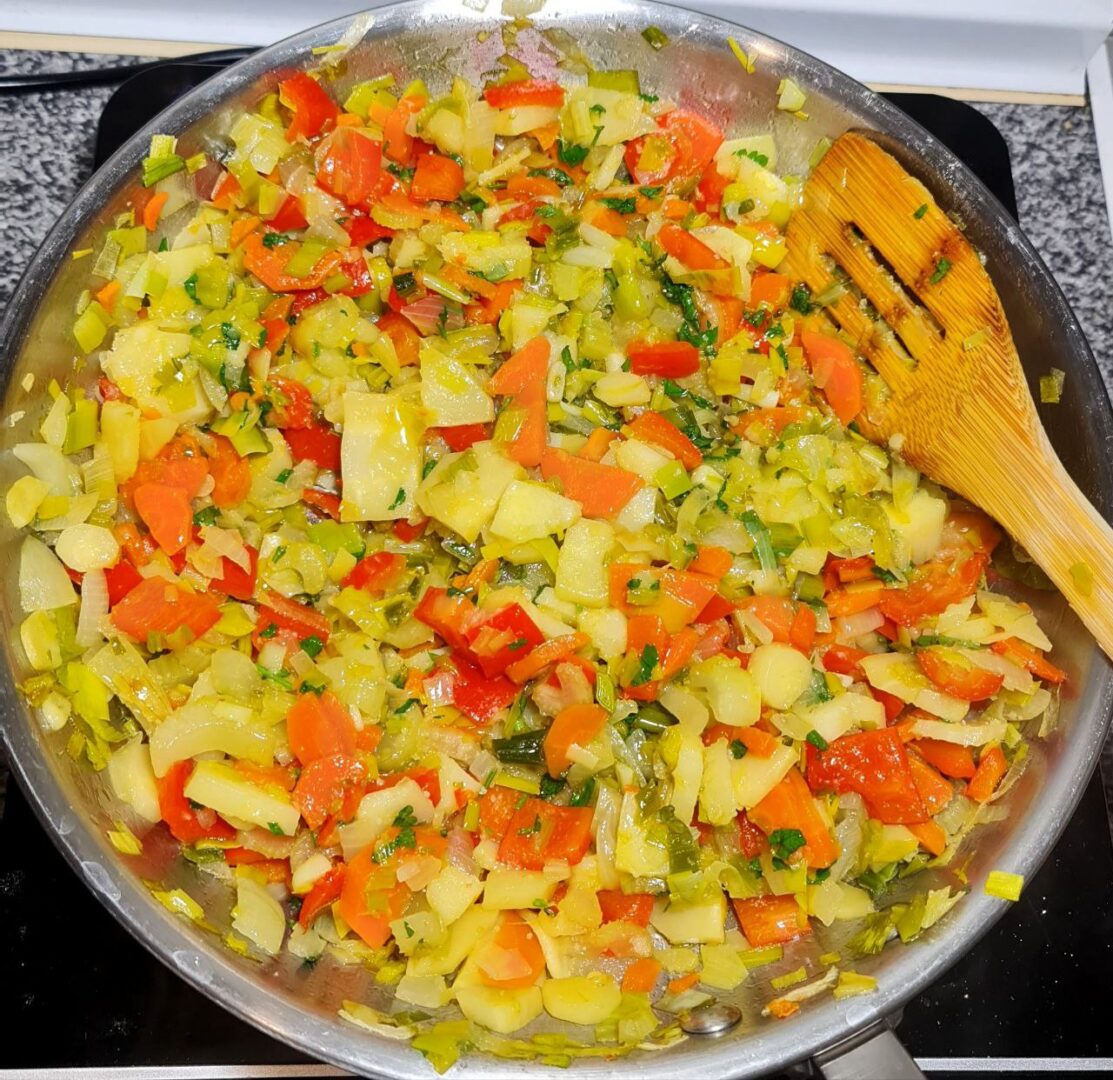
xmin=577 ymin=607 xmax=627 ymax=660
xmin=455 ymin=984 xmax=544 ymax=1034
xmin=489 ymin=480 xmax=581 ymax=544
xmin=420 ymin=344 xmax=494 ymax=427
xmin=689 ymin=655 xmax=761 ymax=726
xmin=748 ymin=643 xmax=814 ymax=710
xmin=418 ymin=440 xmax=523 ymax=543
xmin=650 ymin=894 xmax=726 ymax=944
xmin=541 ymin=972 xmax=621 ymax=1024
xmin=183 ymin=759 xmax=300 ymax=836
xmin=731 ymin=743 xmax=797 ymax=809
xmin=482 ymin=868 xmax=568 ymax=910
xmin=340 ymin=391 xmax=424 ymax=522
xmin=556 ymin=519 xmax=615 ymax=607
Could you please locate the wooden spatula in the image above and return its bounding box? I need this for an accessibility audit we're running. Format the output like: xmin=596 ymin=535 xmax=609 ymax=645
xmin=784 ymin=131 xmax=1113 ymax=661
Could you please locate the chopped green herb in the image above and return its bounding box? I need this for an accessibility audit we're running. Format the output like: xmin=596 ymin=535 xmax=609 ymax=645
xmin=769 ymin=827 xmax=807 ymax=864
xmin=730 ymin=739 xmax=747 ymax=759
xmin=276 ymin=468 xmax=293 ymax=484
xmin=930 ymin=257 xmax=952 ymax=284
xmin=263 ymin=231 xmax=296 ymax=247
xmin=599 ymin=197 xmax=637 ymax=214
xmin=267 ymin=822 xmax=285 ymax=835
xmin=913 ymin=203 xmax=928 ymax=219
xmin=394 ymin=698 xmax=420 ymax=714
xmin=805 ymin=730 xmax=828 ymax=751
xmin=299 ymin=635 xmax=324 ymax=658
xmin=529 ymin=167 xmax=573 ymax=188
xmin=641 ymin=25 xmax=670 ymax=49
xmin=192 ymin=506 xmax=220 ymax=527
xmin=389 ymin=487 xmax=406 ymax=510
xmin=630 ymin=643 xmax=659 ymax=687
xmin=557 ymin=139 xmax=590 ymax=167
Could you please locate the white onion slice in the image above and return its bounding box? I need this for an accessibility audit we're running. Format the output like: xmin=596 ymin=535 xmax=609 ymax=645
xmin=76 ymin=568 xmax=108 ymax=647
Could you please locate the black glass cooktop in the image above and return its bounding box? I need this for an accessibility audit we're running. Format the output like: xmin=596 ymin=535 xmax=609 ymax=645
xmin=3 ymin=62 xmax=1113 ymax=1080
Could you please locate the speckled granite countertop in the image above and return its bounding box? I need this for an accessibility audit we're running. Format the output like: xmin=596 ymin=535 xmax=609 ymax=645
xmin=1 ymin=48 xmax=1111 ymax=386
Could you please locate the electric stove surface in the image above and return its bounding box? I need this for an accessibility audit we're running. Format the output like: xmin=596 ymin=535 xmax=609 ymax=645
xmin=3 ymin=64 xmax=1113 ymax=1080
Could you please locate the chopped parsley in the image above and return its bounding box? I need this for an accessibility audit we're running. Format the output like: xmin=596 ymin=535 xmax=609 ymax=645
xmin=267 ymin=822 xmax=285 ymax=835
xmin=805 ymin=730 xmax=828 ymax=751
xmin=769 ymin=827 xmax=807 ymax=867
xmin=276 ymin=468 xmax=293 ymax=484
xmin=517 ymin=814 xmax=543 ymax=837
xmin=913 ymin=203 xmax=929 ymax=219
xmin=734 ymin=148 xmax=769 ymax=167
xmin=730 ymin=739 xmax=748 ymax=759
xmin=262 ymin=231 xmax=296 ymax=247
xmin=556 ymin=139 xmax=590 ymax=167
xmin=192 ymin=506 xmax=220 ymax=527
xmin=630 ymin=643 xmax=659 ymax=687
xmin=599 ymin=196 xmax=636 ymax=214
xmin=299 ymin=635 xmax=324 ymax=658
xmin=389 ymin=487 xmax=406 ymax=510
xmin=529 ymin=167 xmax=573 ymax=187
xmin=930 ymin=257 xmax=952 ymax=284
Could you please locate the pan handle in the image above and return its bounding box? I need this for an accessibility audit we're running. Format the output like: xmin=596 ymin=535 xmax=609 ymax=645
xmin=812 ymin=1020 xmax=925 ymax=1080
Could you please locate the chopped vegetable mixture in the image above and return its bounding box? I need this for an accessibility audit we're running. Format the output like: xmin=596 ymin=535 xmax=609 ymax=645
xmin=9 ymin=41 xmax=1064 ymax=1069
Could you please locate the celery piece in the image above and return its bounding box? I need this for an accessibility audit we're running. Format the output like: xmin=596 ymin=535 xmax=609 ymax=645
xmin=422 ymin=273 xmax=472 ymax=305
xmin=1040 ymin=367 xmax=1065 ymax=404
xmin=211 ymin=409 xmax=269 ymax=456
xmin=73 ymin=302 xmax=110 ymax=354
xmin=984 ymin=870 xmax=1023 ymax=902
xmin=63 ymin=396 xmax=98 ymax=455
xmin=344 ymin=75 xmax=397 ymax=117
xmin=641 ymin=26 xmax=669 ymax=50
xmin=770 ymin=966 xmax=807 ymax=991
xmin=307 ymin=521 xmax=366 ymax=557
xmin=587 ymin=69 xmax=641 ymax=95
xmin=282 ymin=237 xmax=331 ymax=279
xmin=833 ymin=970 xmax=878 ymax=1000
xmin=739 ymin=944 xmax=783 ymax=968
xmin=596 ymin=669 xmax=616 ymax=712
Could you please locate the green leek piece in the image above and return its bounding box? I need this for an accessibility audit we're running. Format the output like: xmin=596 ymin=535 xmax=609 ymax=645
xmin=63 ymin=397 xmax=98 ymax=455
xmin=655 ymin=459 xmax=692 ymax=500
xmin=641 ymin=26 xmax=670 ymax=50
xmin=282 ymin=237 xmax=331 ymax=279
xmin=307 ymin=521 xmax=366 ymax=557
xmin=73 ymin=301 xmax=110 ymax=354
xmin=741 ymin=509 xmax=777 ymax=571
xmin=422 ymin=273 xmax=472 ymax=305
xmin=344 ymin=75 xmax=397 ymax=117
xmin=587 ymin=69 xmax=641 ymax=95
xmin=212 ymin=409 xmax=269 ymax=456
xmin=142 ymin=154 xmax=185 ymax=188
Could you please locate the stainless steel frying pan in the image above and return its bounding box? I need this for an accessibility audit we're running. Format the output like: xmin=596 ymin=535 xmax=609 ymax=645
xmin=2 ymin=2 xmax=1112 ymax=1076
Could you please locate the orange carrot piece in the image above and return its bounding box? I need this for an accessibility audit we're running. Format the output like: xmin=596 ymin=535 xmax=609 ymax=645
xmin=544 ymin=703 xmax=608 ymax=776
xmin=505 ymin=632 xmax=590 ymax=684
xmin=142 ymin=190 xmax=169 ymax=231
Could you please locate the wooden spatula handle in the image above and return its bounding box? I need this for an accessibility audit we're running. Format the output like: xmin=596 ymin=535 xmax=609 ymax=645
xmin=983 ymin=434 xmax=1113 ymax=661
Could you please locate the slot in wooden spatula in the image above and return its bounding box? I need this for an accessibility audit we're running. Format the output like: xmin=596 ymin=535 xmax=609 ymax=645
xmin=784 ymin=131 xmax=1113 ymax=661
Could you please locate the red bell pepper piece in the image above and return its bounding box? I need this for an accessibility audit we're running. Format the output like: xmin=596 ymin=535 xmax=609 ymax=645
xmin=156 ymin=761 xmax=235 ymax=844
xmin=432 ymin=422 xmax=491 ymax=452
xmin=293 ymin=754 xmax=365 ymax=829
xmin=626 ymin=339 xmax=701 ymax=378
xmin=483 ymin=79 xmax=565 ymax=109
xmin=342 ymin=551 xmax=406 ymax=595
xmin=447 ymin=655 xmax=519 ymax=724
xmin=253 ymin=591 xmax=331 ymax=652
xmin=414 ymin=586 xmax=476 ymax=652
xmin=466 ymin=602 xmax=545 ymax=678
xmin=268 ymin=376 xmax=315 ymax=430
xmin=111 ymin=577 xmax=220 ymax=643
xmin=104 ymin=559 xmax=143 ymax=606
xmin=209 ymin=545 xmax=258 ymax=601
xmin=279 ymin=72 xmax=339 ymax=141
xmin=916 ymin=646 xmax=1004 ymax=701
xmin=314 ymin=128 xmax=383 ymax=206
xmin=268 ymin=195 xmax=308 ymax=232
xmin=805 ymin=728 xmax=927 ymax=824
xmin=283 ymin=423 xmax=342 ymax=473
xmin=286 ymin=690 xmax=358 ymax=765
xmin=497 ymin=797 xmax=593 ymax=870
xmin=410 ymin=153 xmax=466 ymax=203
xmin=597 ymin=889 xmax=654 ymax=927
xmin=298 ymin=864 xmax=346 ymax=928
xmin=877 ymin=553 xmax=986 ymax=627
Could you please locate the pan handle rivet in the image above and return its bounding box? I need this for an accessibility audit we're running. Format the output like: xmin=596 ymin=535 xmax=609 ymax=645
xmin=680 ymin=1002 xmax=742 ymax=1035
